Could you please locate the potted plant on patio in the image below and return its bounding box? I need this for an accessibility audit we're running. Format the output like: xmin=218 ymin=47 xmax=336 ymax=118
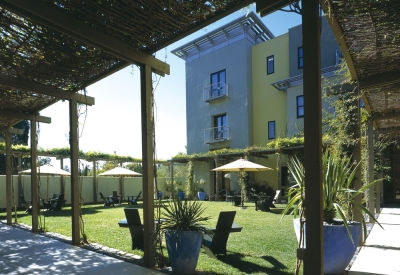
xmin=154 ymin=199 xmax=212 ymax=275
xmin=282 ymin=150 xmax=382 ymax=275
xmin=196 ymin=179 xmax=206 ymax=201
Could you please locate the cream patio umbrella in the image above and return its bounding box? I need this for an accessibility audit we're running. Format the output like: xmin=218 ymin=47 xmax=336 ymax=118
xmin=98 ymin=167 xmax=142 ymax=204
xmin=19 ymin=165 xmax=71 ymax=230
xmin=212 ymin=159 xmax=272 ymax=207
xmin=19 ymin=164 xmax=70 ymax=201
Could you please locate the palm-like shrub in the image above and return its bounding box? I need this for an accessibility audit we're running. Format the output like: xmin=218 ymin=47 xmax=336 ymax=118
xmin=155 ymin=199 xmax=212 ymax=235
xmin=282 ymin=150 xmax=381 ymax=241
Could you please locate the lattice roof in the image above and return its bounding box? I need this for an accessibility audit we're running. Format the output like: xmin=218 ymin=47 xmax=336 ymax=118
xmin=325 ymin=0 xmax=400 ymax=132
xmin=0 ymin=0 xmax=253 ymax=128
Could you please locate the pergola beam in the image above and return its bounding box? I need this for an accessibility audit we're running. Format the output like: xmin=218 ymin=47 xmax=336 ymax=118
xmin=372 ymin=112 xmax=400 ymax=121
xmin=359 ymin=71 xmax=400 ymax=89
xmin=0 ymin=74 xmax=95 ymax=106
xmin=256 ymin=0 xmax=292 ymax=17
xmin=0 ymin=110 xmax=51 ymax=124
xmin=0 ymin=0 xmax=169 ymax=77
xmin=0 ymin=127 xmax=24 ymax=135
xmin=377 ymin=127 xmax=400 ymax=135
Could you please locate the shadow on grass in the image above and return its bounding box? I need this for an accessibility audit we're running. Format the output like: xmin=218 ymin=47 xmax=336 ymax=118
xmin=218 ymin=252 xmax=292 ymax=275
xmin=270 ymin=208 xmax=285 ymax=214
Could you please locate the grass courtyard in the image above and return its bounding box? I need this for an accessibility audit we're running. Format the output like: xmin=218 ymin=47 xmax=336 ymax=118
xmin=2 ymin=201 xmax=298 ymax=275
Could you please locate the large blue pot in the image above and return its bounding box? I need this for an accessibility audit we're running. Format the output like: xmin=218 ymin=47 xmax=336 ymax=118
xmin=165 ymin=230 xmax=202 ymax=275
xmin=177 ymin=191 xmax=185 ymax=200
xmin=294 ymin=219 xmax=362 ymax=275
xmin=197 ymin=192 xmax=206 ymax=201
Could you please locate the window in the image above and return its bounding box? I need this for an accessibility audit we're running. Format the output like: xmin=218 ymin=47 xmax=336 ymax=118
xmin=297 ymin=95 xmax=304 ymax=118
xmin=210 ymin=70 xmax=226 ymax=97
xmin=268 ymin=121 xmax=275 ymax=139
xmin=298 ymin=47 xmax=303 ymax=68
xmin=335 ymin=49 xmax=343 ymax=65
xmin=214 ymin=114 xmax=227 ymax=140
xmin=267 ymin=55 xmax=274 ymax=75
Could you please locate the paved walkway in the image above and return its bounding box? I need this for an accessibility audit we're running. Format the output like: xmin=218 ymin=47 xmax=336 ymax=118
xmin=348 ymin=207 xmax=400 ymax=275
xmin=0 ymin=221 xmax=163 ymax=275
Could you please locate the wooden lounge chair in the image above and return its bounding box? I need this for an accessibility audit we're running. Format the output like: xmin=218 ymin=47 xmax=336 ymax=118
xmin=112 ymin=191 xmax=121 ymax=205
xmin=128 ymin=191 xmax=142 ymax=205
xmin=43 ymin=194 xmax=65 ymax=211
xmin=202 ymin=211 xmax=242 ymax=258
xmin=99 ymin=192 xmax=114 ymax=206
xmin=123 ymin=208 xmax=144 ymax=250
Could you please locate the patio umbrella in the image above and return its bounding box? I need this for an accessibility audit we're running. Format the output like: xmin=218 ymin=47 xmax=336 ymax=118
xmin=98 ymin=167 xmax=142 ymax=177
xmin=19 ymin=165 xmax=71 ymax=230
xmin=212 ymin=159 xmax=272 ymax=207
xmin=98 ymin=167 xmax=142 ymax=204
xmin=19 ymin=165 xmax=71 ymax=176
xmin=19 ymin=165 xmax=71 ymax=200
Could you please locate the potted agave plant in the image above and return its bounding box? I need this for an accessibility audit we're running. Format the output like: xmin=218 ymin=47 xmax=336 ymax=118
xmin=154 ymin=199 xmax=212 ymax=275
xmin=282 ymin=150 xmax=382 ymax=275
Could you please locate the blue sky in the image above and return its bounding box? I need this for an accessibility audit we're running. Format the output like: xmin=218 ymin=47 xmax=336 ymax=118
xmin=38 ymin=5 xmax=301 ymax=161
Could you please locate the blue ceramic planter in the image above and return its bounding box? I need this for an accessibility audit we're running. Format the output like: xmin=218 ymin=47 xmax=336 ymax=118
xmin=294 ymin=219 xmax=362 ymax=275
xmin=197 ymin=192 xmax=206 ymax=201
xmin=165 ymin=230 xmax=202 ymax=275
xmin=177 ymin=191 xmax=185 ymax=200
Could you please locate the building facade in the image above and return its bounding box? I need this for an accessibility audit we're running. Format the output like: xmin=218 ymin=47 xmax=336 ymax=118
xmin=172 ymin=13 xmax=342 ymax=197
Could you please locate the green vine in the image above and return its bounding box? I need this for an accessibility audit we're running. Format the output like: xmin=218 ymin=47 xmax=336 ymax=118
xmin=185 ymin=161 xmax=195 ymax=199
xmin=0 ymin=142 xmax=167 ymax=163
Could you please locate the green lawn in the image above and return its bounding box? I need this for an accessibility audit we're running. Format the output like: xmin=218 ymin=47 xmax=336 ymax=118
xmin=3 ymin=201 xmax=299 ymax=275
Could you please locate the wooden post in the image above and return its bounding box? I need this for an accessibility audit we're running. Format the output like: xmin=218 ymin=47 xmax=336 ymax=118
xmin=93 ymin=160 xmax=97 ymax=203
xmin=60 ymin=157 xmax=65 ymax=195
xmin=30 ymin=121 xmax=39 ymax=233
xmin=141 ymin=64 xmax=155 ymax=267
xmin=352 ymin=85 xmax=363 ymax=241
xmin=302 ymin=1 xmax=323 ymax=274
xmin=69 ymin=99 xmax=80 ymax=245
xmin=214 ymin=157 xmax=219 ymax=201
xmin=374 ymin=132 xmax=382 ymax=214
xmin=17 ymin=153 xmax=22 ymax=206
xmin=5 ymin=130 xmax=12 ymax=225
xmin=277 ymin=154 xmax=282 ymax=203
xmin=367 ymin=123 xmax=375 ymax=218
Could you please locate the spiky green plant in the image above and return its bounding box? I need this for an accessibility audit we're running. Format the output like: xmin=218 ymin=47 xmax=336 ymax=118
xmin=282 ymin=150 xmax=382 ymax=242
xmin=155 ymin=199 xmax=212 ymax=236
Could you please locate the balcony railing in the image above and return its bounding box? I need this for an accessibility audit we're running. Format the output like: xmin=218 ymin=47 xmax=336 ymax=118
xmin=204 ymin=126 xmax=229 ymax=143
xmin=203 ymin=82 xmax=228 ymax=102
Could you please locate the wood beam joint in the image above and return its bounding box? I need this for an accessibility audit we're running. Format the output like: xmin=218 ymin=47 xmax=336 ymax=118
xmin=0 ymin=74 xmax=95 ymax=105
xmin=0 ymin=110 xmax=51 ymax=124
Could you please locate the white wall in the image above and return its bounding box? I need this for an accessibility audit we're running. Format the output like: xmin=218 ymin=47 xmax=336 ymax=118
xmin=0 ymin=175 xmax=171 ymax=209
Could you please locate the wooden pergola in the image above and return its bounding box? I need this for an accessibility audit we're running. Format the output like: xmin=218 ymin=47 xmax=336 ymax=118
xmin=1 ymin=1 xmax=399 ymax=274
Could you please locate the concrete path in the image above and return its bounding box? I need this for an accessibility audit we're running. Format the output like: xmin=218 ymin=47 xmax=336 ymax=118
xmin=0 ymin=221 xmax=163 ymax=275
xmin=348 ymin=207 xmax=400 ymax=275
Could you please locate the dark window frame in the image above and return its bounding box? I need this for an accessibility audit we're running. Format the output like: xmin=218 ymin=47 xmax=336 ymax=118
xmin=268 ymin=121 xmax=275 ymax=139
xmin=213 ymin=114 xmax=227 ymax=140
xmin=297 ymin=95 xmax=304 ymax=118
xmin=210 ymin=69 xmax=226 ymax=97
xmin=267 ymin=55 xmax=274 ymax=75
xmin=298 ymin=47 xmax=303 ymax=69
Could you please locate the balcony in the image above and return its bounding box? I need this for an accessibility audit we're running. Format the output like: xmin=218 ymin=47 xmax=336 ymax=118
xmin=204 ymin=126 xmax=229 ymax=144
xmin=203 ymin=82 xmax=228 ymax=102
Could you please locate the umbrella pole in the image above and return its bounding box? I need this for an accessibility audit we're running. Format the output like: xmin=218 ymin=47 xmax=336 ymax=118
xmin=240 ymin=174 xmax=244 ymax=208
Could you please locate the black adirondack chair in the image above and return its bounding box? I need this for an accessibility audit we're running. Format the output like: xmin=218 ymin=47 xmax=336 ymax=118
xmin=202 ymin=211 xmax=242 ymax=258
xmin=123 ymin=208 xmax=144 ymax=250
xmin=99 ymin=192 xmax=114 ymax=206
xmin=128 ymin=191 xmax=142 ymax=205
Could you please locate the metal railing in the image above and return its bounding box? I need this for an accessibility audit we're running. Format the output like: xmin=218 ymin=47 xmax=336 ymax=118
xmin=203 ymin=82 xmax=228 ymax=102
xmin=204 ymin=126 xmax=229 ymax=143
